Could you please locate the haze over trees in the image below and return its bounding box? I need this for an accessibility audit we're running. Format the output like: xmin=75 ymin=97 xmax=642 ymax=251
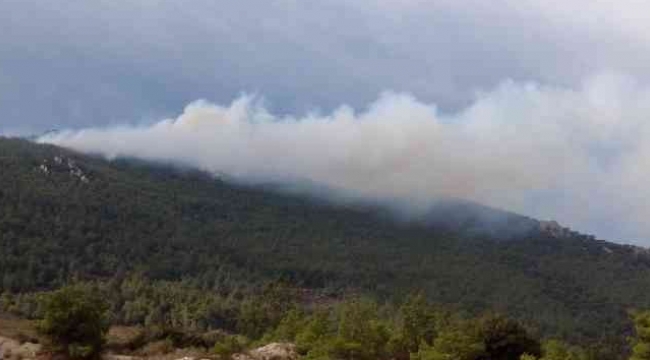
xmin=3 ymin=137 xmax=650 ymax=359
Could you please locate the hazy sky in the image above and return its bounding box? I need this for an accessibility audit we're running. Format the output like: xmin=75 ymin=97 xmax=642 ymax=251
xmin=5 ymin=0 xmax=650 ymax=244
xmin=4 ymin=0 xmax=650 ymax=131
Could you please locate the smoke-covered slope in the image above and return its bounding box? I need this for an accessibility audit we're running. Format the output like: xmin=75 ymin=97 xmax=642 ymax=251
xmin=1 ymin=137 xmax=650 ymax=348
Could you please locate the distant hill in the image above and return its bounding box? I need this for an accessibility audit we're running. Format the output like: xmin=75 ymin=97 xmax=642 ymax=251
xmin=1 ymin=137 xmax=650 ymax=351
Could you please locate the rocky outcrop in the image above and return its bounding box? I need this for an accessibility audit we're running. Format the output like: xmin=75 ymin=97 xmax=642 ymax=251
xmin=0 ymin=336 xmax=41 ymax=360
xmin=37 ymin=155 xmax=91 ymax=183
xmin=538 ymin=220 xmax=572 ymax=239
xmin=233 ymin=343 xmax=298 ymax=360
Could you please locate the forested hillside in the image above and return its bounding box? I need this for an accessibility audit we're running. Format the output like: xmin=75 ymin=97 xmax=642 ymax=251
xmin=2 ymin=137 xmax=650 ymax=358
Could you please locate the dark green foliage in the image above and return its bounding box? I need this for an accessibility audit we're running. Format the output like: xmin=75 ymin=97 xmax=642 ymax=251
xmin=21 ymin=278 xmax=592 ymax=360
xmin=630 ymin=311 xmax=650 ymax=360
xmin=262 ymin=308 xmax=308 ymax=343
xmin=411 ymin=314 xmax=540 ymax=360
xmin=265 ymin=297 xmax=392 ymax=360
xmin=415 ymin=328 xmax=485 ymax=360
xmin=294 ymin=310 xmax=331 ymax=354
xmin=212 ymin=334 xmax=250 ymax=359
xmin=389 ymin=293 xmax=441 ymax=357
xmin=539 ymin=340 xmax=590 ymax=360
xmin=236 ymin=283 xmax=296 ymax=339
xmin=477 ymin=314 xmax=541 ymax=360
xmin=264 ymin=296 xmax=547 ymax=360
xmin=1 ymin=137 xmax=649 ymax=358
xmin=38 ymin=285 xmax=109 ymax=359
xmin=330 ymin=298 xmax=391 ymax=360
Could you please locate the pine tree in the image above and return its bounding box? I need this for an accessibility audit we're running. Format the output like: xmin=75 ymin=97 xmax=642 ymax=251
xmin=630 ymin=311 xmax=650 ymax=360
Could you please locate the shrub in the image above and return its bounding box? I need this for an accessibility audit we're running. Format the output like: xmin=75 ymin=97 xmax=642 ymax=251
xmin=38 ymin=286 xmax=109 ymax=359
xmin=212 ymin=334 xmax=250 ymax=359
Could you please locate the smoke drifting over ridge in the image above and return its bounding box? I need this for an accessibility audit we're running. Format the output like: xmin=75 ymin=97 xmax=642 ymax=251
xmin=39 ymin=74 xmax=650 ymax=244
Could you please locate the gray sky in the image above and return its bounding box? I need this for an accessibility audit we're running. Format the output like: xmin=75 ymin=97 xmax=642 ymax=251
xmin=4 ymin=0 xmax=650 ymax=132
xmin=6 ymin=0 xmax=650 ymax=244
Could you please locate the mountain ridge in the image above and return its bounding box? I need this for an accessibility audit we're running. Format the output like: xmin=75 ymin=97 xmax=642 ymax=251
xmin=1 ymin=136 xmax=649 ymax=352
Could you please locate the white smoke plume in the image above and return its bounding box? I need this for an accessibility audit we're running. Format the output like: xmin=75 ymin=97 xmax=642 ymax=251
xmin=38 ymin=74 xmax=650 ymax=244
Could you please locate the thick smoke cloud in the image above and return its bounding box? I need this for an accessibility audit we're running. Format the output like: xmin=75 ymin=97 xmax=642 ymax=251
xmin=39 ymin=74 xmax=650 ymax=244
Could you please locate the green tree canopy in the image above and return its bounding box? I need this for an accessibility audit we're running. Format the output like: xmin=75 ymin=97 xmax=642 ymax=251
xmin=630 ymin=311 xmax=650 ymax=360
xmin=414 ymin=314 xmax=540 ymax=360
xmin=38 ymin=285 xmax=109 ymax=359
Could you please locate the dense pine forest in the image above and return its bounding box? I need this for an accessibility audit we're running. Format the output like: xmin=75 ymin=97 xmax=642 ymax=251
xmin=3 ymin=137 xmax=650 ymax=359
